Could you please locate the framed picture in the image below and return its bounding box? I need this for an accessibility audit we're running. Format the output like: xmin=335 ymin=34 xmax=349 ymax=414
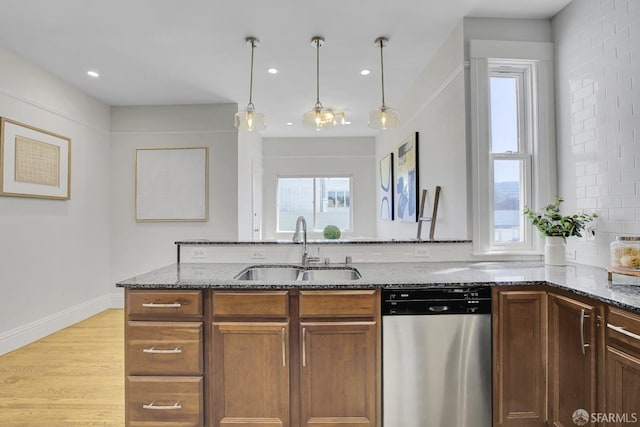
xmin=379 ymin=152 xmax=394 ymax=220
xmin=394 ymin=132 xmax=419 ymax=222
xmin=0 ymin=117 xmax=71 ymax=200
xmin=135 ymin=147 xmax=208 ymax=222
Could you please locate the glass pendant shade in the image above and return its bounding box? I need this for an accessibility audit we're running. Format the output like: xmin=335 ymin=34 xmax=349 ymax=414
xmin=368 ymin=36 xmax=399 ymax=130
xmin=235 ymin=37 xmax=266 ymax=132
xmin=303 ymin=103 xmax=337 ymax=131
xmin=368 ymin=106 xmax=400 ymax=130
xmin=235 ymin=104 xmax=266 ymax=131
xmin=303 ymin=36 xmax=342 ymax=131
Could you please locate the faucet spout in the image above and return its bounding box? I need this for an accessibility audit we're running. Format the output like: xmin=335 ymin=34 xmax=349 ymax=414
xmin=293 ymin=216 xmax=319 ymax=267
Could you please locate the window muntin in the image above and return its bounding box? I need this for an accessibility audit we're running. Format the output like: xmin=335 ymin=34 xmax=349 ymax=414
xmin=277 ymin=177 xmax=351 ymax=232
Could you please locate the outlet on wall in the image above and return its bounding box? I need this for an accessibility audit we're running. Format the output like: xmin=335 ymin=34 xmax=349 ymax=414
xmin=192 ymin=249 xmax=207 ymax=259
xmin=414 ymin=246 xmax=430 ymax=258
xmin=250 ymin=247 xmax=266 ymax=259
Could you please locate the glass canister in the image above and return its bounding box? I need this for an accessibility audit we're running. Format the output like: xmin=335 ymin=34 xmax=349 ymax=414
xmin=610 ymin=236 xmax=640 ymax=270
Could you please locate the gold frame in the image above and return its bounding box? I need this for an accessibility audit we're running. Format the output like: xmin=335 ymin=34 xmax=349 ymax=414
xmin=0 ymin=117 xmax=71 ymax=200
xmin=135 ymin=146 xmax=209 ymax=222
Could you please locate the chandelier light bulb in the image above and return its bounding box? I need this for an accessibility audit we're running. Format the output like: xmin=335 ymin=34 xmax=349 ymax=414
xmin=369 ymin=36 xmax=399 ymax=130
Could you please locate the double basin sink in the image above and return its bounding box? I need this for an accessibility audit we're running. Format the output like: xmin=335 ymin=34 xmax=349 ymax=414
xmin=235 ymin=264 xmax=361 ymax=282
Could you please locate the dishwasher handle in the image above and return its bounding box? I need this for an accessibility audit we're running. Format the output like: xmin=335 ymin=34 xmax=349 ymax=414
xmin=428 ymin=305 xmax=450 ymax=313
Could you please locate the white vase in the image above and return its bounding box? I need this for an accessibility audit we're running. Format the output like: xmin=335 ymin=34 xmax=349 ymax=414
xmin=544 ymin=236 xmax=566 ymax=266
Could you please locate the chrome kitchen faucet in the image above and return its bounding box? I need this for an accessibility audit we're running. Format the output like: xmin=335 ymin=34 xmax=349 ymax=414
xmin=292 ymin=216 xmax=320 ymax=267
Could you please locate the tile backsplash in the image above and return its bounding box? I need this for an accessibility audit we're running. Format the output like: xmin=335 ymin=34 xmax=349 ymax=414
xmin=554 ymin=0 xmax=640 ymax=267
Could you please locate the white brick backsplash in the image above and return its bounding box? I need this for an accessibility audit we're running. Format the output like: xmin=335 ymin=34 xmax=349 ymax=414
xmin=609 ymin=181 xmax=636 ymax=195
xmin=554 ymin=0 xmax=640 ymax=266
xmin=622 ymin=194 xmax=640 ymax=207
xmin=610 ymin=207 xmax=637 ymax=220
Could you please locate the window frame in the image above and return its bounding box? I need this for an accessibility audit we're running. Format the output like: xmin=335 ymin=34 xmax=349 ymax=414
xmin=275 ymin=175 xmax=353 ymax=233
xmin=470 ymin=40 xmax=557 ymax=255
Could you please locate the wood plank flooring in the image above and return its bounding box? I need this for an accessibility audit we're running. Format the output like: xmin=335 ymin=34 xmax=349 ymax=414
xmin=0 ymin=309 xmax=124 ymax=426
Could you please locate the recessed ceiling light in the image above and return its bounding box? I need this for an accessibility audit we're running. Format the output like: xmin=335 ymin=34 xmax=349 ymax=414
xmin=268 ymin=67 xmax=278 ymax=74
xmin=87 ymin=70 xmax=100 ymax=78
xmin=344 ymin=121 xmax=352 ymax=125
xmin=286 ymin=122 xmax=294 ymax=126
xmin=360 ymin=69 xmax=370 ymax=76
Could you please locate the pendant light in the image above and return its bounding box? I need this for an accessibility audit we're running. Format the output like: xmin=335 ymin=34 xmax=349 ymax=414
xmin=368 ymin=37 xmax=399 ymax=130
xmin=234 ymin=37 xmax=266 ymax=132
xmin=303 ymin=36 xmax=339 ymax=131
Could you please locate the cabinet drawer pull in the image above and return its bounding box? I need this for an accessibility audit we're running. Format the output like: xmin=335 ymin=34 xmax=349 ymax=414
xmin=142 ymin=347 xmax=183 ymax=354
xmin=142 ymin=302 xmax=182 ymax=308
xmin=608 ymin=323 xmax=640 ymax=341
xmin=281 ymin=327 xmax=286 ymax=368
xmin=580 ymin=309 xmax=590 ymax=356
xmin=142 ymin=401 xmax=182 ymax=410
xmin=302 ymin=327 xmax=307 ymax=368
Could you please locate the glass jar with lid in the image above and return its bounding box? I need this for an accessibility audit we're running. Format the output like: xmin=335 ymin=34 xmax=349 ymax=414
xmin=610 ymin=236 xmax=640 ymax=270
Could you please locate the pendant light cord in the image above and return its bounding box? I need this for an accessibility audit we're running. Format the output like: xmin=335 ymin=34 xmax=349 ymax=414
xmin=315 ymin=39 xmax=321 ymax=107
xmin=379 ymin=38 xmax=386 ymax=108
xmin=248 ymin=39 xmax=255 ymax=107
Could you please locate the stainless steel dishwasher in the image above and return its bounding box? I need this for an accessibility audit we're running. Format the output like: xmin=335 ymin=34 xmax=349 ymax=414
xmin=382 ymin=287 xmax=492 ymax=427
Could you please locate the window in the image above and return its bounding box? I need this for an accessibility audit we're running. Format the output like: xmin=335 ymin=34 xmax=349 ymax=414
xmin=277 ymin=177 xmax=351 ymax=232
xmin=489 ymin=68 xmax=530 ymax=245
xmin=470 ymin=40 xmax=556 ymax=255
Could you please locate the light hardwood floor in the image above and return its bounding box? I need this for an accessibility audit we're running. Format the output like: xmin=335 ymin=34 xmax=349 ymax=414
xmin=0 ymin=309 xmax=124 ymax=426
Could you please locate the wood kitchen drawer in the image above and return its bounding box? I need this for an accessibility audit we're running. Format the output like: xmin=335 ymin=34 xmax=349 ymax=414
xmin=126 ymin=290 xmax=202 ymax=319
xmin=213 ymin=291 xmax=289 ymax=318
xmin=127 ymin=321 xmax=203 ymax=375
xmin=299 ymin=290 xmax=377 ymax=318
xmin=608 ymin=307 xmax=640 ymax=352
xmin=126 ymin=376 xmax=203 ymax=427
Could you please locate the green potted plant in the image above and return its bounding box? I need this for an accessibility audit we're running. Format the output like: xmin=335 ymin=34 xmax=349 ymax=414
xmin=523 ymin=197 xmax=598 ymax=266
xmin=323 ymin=225 xmax=341 ymax=239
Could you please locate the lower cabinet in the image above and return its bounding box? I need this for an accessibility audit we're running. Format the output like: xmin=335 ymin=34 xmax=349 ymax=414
xmin=211 ymin=291 xmax=290 ymax=427
xmin=125 ymin=290 xmax=204 ymax=427
xmin=210 ymin=289 xmax=380 ymax=427
xmin=492 ymin=288 xmax=547 ymax=427
xmin=606 ymin=307 xmax=640 ymax=425
xmin=548 ymin=292 xmax=600 ymax=427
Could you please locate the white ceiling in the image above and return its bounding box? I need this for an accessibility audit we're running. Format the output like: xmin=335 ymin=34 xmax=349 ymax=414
xmin=0 ymin=0 xmax=571 ymax=137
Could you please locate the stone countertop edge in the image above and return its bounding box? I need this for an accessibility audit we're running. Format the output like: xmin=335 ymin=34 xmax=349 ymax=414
xmin=115 ymin=261 xmax=640 ymax=314
xmin=175 ymin=239 xmax=472 ymax=245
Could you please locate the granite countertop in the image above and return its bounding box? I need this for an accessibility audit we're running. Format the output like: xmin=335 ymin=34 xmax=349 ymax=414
xmin=116 ymin=261 xmax=640 ymax=313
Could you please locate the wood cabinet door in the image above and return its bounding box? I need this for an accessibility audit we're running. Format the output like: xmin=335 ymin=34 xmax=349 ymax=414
xmin=548 ymin=293 xmax=597 ymax=427
xmin=211 ymin=322 xmax=290 ymax=427
xmin=606 ymin=346 xmax=640 ymax=425
xmin=299 ymin=321 xmax=377 ymax=427
xmin=493 ymin=289 xmax=547 ymax=427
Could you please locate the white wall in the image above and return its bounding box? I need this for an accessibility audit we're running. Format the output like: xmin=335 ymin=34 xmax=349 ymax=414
xmin=110 ymin=104 xmax=239 ymax=283
xmin=376 ymin=22 xmax=468 ymax=240
xmin=553 ymin=0 xmax=640 ymax=267
xmin=237 ymin=130 xmax=263 ymax=240
xmin=262 ymin=136 xmax=376 ymax=240
xmin=0 ymin=47 xmax=112 ymax=354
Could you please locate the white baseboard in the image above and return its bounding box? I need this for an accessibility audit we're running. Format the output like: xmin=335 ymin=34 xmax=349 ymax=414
xmin=0 ymin=294 xmax=113 ymax=356
xmin=110 ymin=292 xmax=124 ymax=309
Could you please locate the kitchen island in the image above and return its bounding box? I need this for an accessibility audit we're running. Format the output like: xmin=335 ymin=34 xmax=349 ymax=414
xmin=117 ymin=261 xmax=640 ymax=427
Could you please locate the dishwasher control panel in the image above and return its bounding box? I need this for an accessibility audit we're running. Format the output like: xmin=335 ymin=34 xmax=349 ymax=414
xmin=382 ymin=287 xmax=492 ymax=315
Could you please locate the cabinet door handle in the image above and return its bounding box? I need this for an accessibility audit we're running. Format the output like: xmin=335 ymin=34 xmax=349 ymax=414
xmin=608 ymin=323 xmax=640 ymax=341
xmin=281 ymin=327 xmax=286 ymax=367
xmin=302 ymin=327 xmax=307 ymax=368
xmin=142 ymin=347 xmax=182 ymax=354
xmin=142 ymin=401 xmax=182 ymax=410
xmin=142 ymin=302 xmax=182 ymax=308
xmin=580 ymin=309 xmax=590 ymax=356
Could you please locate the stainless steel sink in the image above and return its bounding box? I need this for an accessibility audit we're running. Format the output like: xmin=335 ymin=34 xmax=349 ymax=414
xmin=300 ymin=267 xmax=361 ymax=281
xmin=234 ymin=265 xmax=361 ymax=281
xmin=234 ymin=265 xmax=303 ymax=281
